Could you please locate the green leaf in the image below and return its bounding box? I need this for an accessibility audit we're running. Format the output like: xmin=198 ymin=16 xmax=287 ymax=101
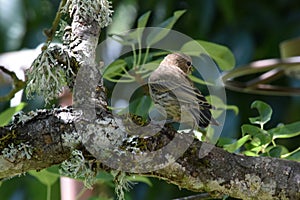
xmin=181 ymin=40 xmax=235 ymax=71
xmin=96 ymin=171 xmax=114 ymax=182
xmin=243 ymin=150 xmax=259 ymax=157
xmin=146 ymin=10 xmax=186 ymax=47
xmin=241 ymin=124 xmax=272 ymax=145
xmin=109 ymin=32 xmax=139 ymax=46
xmin=0 ymin=102 xmax=26 ymax=126
xmin=249 ymin=137 xmax=262 ymax=147
xmin=249 ymin=100 xmax=272 ymax=127
xmin=189 ymin=75 xmax=214 ymax=86
xmin=137 ymin=11 xmax=151 ymax=28
xmin=29 ymin=167 xmax=60 ymax=187
xmin=269 ymin=122 xmax=300 ymax=139
xmin=246 ymin=145 xmax=264 ymax=153
xmin=103 ymin=59 xmax=129 ymax=81
xmin=267 ymin=145 xmax=289 ymax=158
xmin=45 ymin=165 xmax=60 ymax=174
xmin=127 ymin=175 xmax=152 ymax=186
xmin=217 ymin=137 xmax=235 ymax=147
xmin=129 ymin=95 xmax=152 ymax=119
xmin=110 ymin=11 xmax=152 ymax=48
xmin=141 ymin=60 xmax=162 ymax=71
xmin=223 ymin=135 xmax=251 ymax=153
xmin=88 ymin=197 xmax=112 ymax=200
xmin=283 ymin=147 xmax=300 ymax=161
xmin=206 ymin=95 xmax=239 ymax=118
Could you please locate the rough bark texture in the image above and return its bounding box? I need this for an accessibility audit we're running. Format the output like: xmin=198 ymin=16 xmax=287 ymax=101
xmin=0 ymin=108 xmax=299 ymax=199
xmin=0 ymin=1 xmax=299 ymax=199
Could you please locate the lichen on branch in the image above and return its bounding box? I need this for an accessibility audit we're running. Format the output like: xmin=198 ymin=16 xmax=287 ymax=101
xmin=25 ymin=0 xmax=113 ymax=105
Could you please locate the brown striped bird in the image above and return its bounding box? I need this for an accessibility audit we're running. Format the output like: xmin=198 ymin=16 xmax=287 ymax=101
xmin=148 ymin=52 xmax=218 ymax=128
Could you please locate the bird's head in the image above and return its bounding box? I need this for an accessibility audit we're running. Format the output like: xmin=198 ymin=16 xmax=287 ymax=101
xmin=161 ymin=53 xmax=193 ymax=74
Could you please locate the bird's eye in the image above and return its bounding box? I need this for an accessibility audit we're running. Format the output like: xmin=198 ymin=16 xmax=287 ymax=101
xmin=186 ymin=61 xmax=191 ymax=66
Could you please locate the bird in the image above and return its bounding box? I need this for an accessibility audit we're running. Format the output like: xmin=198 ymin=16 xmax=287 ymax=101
xmin=148 ymin=52 xmax=218 ymax=128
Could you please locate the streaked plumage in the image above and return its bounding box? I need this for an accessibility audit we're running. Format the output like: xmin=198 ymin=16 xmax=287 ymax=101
xmin=148 ymin=53 xmax=217 ymax=128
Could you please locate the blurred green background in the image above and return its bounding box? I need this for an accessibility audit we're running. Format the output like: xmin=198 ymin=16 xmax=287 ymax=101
xmin=1 ymin=0 xmax=300 ymax=199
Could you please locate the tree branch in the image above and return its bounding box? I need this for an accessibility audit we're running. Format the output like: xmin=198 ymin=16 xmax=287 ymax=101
xmin=0 ymin=109 xmax=299 ymax=199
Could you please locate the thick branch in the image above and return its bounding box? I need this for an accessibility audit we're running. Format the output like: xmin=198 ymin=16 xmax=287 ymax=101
xmin=0 ymin=109 xmax=299 ymax=199
xmin=153 ymin=141 xmax=300 ymax=199
xmin=0 ymin=108 xmax=75 ymax=179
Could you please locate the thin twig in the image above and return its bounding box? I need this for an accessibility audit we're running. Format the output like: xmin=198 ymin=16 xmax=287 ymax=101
xmin=42 ymin=0 xmax=68 ymax=51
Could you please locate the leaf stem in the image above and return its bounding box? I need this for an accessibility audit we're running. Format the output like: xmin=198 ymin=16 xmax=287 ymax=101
xmin=142 ymin=46 xmax=150 ymax=66
xmin=47 ymin=185 xmax=51 ymax=200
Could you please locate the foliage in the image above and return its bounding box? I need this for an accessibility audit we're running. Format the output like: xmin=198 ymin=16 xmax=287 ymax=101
xmin=221 ymin=100 xmax=300 ymax=161
xmin=29 ymin=166 xmax=60 ymax=200
xmin=0 ymin=102 xmax=26 ymax=126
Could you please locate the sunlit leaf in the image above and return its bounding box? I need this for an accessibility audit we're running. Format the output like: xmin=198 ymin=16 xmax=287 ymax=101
xmin=103 ymin=59 xmax=129 ymax=81
xmin=243 ymin=150 xmax=259 ymax=157
xmin=29 ymin=167 xmax=60 ymax=187
xmin=283 ymin=147 xmax=300 ymax=161
xmin=206 ymin=95 xmax=239 ymax=118
xmin=249 ymin=100 xmax=272 ymax=127
xmin=141 ymin=60 xmax=161 ymax=71
xmin=137 ymin=11 xmax=151 ymax=28
xmin=109 ymin=32 xmax=139 ymax=46
xmin=217 ymin=137 xmax=235 ymax=147
xmin=223 ymin=135 xmax=251 ymax=153
xmin=246 ymin=145 xmax=264 ymax=153
xmin=146 ymin=10 xmax=186 ymax=47
xmin=45 ymin=165 xmax=60 ymax=175
xmin=269 ymin=122 xmax=300 ymax=139
xmin=199 ymin=40 xmax=235 ymax=71
xmin=181 ymin=40 xmax=235 ymax=71
xmin=110 ymin=11 xmax=152 ymax=49
xmin=241 ymin=124 xmax=271 ymax=145
xmin=0 ymin=102 xmax=26 ymax=126
xmin=189 ymin=75 xmax=214 ymax=86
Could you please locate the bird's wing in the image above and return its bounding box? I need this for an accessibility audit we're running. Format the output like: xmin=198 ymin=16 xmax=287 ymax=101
xmin=149 ymin=72 xmax=212 ymax=108
xmin=149 ymin=69 xmax=218 ymax=127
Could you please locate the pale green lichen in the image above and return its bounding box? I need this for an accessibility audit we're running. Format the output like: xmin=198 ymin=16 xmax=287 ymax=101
xmin=1 ymin=144 xmax=18 ymax=162
xmin=2 ymin=142 xmax=33 ymax=162
xmin=81 ymin=119 xmax=125 ymax=153
xmin=230 ymin=174 xmax=276 ymax=199
xmin=59 ymin=149 xmax=95 ymax=188
xmin=245 ymin=174 xmax=261 ymax=194
xmin=61 ymin=131 xmax=82 ymax=148
xmin=26 ymin=45 xmax=74 ymax=105
xmin=206 ymin=178 xmax=226 ymax=193
xmin=12 ymin=110 xmax=39 ymax=125
xmin=64 ymin=0 xmax=113 ymax=28
xmin=112 ymin=170 xmax=134 ymax=200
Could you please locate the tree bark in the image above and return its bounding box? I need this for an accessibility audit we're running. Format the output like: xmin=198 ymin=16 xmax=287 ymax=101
xmin=0 ymin=107 xmax=299 ymax=199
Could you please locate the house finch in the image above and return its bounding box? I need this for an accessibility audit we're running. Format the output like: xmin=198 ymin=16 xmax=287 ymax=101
xmin=148 ymin=53 xmax=217 ymax=128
